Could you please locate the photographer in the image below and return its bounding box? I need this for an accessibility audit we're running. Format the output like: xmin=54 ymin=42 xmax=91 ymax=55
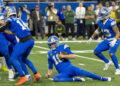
xmin=18 ymin=5 xmax=30 ymax=27
xmin=46 ymin=3 xmax=57 ymax=37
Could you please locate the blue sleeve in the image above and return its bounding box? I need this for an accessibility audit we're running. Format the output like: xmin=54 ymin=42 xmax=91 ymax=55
xmin=48 ymin=53 xmax=53 ymax=69
xmin=64 ymin=44 xmax=74 ymax=54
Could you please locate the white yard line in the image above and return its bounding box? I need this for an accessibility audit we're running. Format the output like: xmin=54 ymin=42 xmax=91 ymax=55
xmin=35 ymin=40 xmax=102 ymax=44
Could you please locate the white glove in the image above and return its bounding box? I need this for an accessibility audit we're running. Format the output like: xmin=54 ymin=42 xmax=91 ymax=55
xmin=110 ymin=39 xmax=117 ymax=47
xmin=87 ymin=37 xmax=93 ymax=44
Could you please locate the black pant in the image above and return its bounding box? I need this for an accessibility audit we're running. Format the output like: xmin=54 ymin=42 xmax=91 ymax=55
xmin=76 ymin=19 xmax=85 ymax=39
xmin=34 ymin=21 xmax=44 ymax=39
xmin=86 ymin=24 xmax=95 ymax=39
xmin=65 ymin=23 xmax=75 ymax=38
xmin=48 ymin=21 xmax=56 ymax=37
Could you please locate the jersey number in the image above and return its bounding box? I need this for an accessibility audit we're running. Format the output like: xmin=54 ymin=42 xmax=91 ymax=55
xmin=53 ymin=55 xmax=62 ymax=65
xmin=104 ymin=29 xmax=111 ymax=37
xmin=17 ymin=20 xmax=28 ymax=30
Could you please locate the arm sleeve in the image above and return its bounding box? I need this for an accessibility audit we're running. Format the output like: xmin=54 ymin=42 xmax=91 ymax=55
xmin=47 ymin=54 xmax=53 ymax=69
xmin=0 ymin=22 xmax=11 ymax=32
xmin=64 ymin=44 xmax=74 ymax=54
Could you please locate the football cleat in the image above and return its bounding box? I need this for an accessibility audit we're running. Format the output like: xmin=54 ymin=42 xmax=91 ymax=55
xmin=15 ymin=76 xmax=27 ymax=85
xmin=33 ymin=72 xmax=42 ymax=82
xmin=103 ymin=60 xmax=112 ymax=71
xmin=115 ymin=69 xmax=120 ymax=75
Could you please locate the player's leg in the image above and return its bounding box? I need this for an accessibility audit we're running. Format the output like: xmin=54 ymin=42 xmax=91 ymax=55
xmin=10 ymin=43 xmax=27 ymax=85
xmin=94 ymin=40 xmax=112 ymax=70
xmin=72 ymin=65 xmax=111 ymax=81
xmin=109 ymin=40 xmax=120 ymax=75
xmin=22 ymin=40 xmax=41 ymax=82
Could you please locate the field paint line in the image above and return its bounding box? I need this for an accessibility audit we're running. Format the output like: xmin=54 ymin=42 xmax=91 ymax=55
xmin=78 ymin=63 xmax=85 ymax=66
xmin=35 ymin=40 xmax=102 ymax=44
xmin=33 ymin=50 xmax=93 ymax=54
xmin=34 ymin=45 xmax=49 ymax=50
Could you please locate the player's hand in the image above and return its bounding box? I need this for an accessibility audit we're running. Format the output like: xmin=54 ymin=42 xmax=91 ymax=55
xmin=45 ymin=74 xmax=51 ymax=78
xmin=58 ymin=52 xmax=64 ymax=58
xmin=87 ymin=37 xmax=93 ymax=44
xmin=110 ymin=39 xmax=117 ymax=47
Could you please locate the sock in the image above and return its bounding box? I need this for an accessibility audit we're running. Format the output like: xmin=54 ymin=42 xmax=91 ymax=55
xmin=95 ymin=52 xmax=109 ymax=63
xmin=24 ymin=59 xmax=37 ymax=74
xmin=110 ymin=54 xmax=119 ymax=69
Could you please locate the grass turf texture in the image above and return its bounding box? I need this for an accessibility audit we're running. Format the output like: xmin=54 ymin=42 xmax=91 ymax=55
xmin=0 ymin=41 xmax=120 ymax=86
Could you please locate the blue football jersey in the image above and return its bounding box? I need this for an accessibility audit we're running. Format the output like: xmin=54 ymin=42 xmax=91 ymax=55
xmin=48 ymin=44 xmax=73 ymax=73
xmin=97 ymin=18 xmax=116 ymax=39
xmin=5 ymin=17 xmax=31 ymax=39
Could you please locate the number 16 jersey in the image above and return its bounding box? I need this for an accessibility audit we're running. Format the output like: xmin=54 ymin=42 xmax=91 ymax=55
xmin=6 ymin=17 xmax=31 ymax=39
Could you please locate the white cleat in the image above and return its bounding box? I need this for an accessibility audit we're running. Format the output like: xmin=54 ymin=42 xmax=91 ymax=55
xmin=107 ymin=77 xmax=112 ymax=81
xmin=8 ymin=69 xmax=15 ymax=81
xmin=103 ymin=61 xmax=112 ymax=71
xmin=26 ymin=75 xmax=31 ymax=81
xmin=115 ymin=69 xmax=120 ymax=75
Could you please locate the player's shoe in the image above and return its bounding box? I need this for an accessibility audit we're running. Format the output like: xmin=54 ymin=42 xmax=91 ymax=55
xmin=101 ymin=77 xmax=111 ymax=81
xmin=115 ymin=69 xmax=120 ymax=75
xmin=26 ymin=75 xmax=31 ymax=82
xmin=73 ymin=77 xmax=85 ymax=82
xmin=8 ymin=69 xmax=15 ymax=81
xmin=33 ymin=72 xmax=42 ymax=82
xmin=103 ymin=60 xmax=112 ymax=71
xmin=15 ymin=76 xmax=27 ymax=85
xmin=1 ymin=65 xmax=9 ymax=72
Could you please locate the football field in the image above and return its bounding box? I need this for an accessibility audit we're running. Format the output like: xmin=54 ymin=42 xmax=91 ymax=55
xmin=0 ymin=40 xmax=120 ymax=86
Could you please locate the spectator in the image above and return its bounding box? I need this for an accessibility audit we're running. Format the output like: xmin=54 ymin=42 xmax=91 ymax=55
xmin=105 ymin=2 xmax=111 ymax=11
xmin=18 ymin=5 xmax=30 ymax=26
xmin=85 ymin=6 xmax=95 ymax=39
xmin=109 ymin=1 xmax=118 ymax=11
xmin=55 ymin=20 xmax=65 ymax=40
xmin=75 ymin=2 xmax=86 ymax=40
xmin=32 ymin=5 xmax=44 ymax=40
xmin=110 ymin=6 xmax=117 ymax=20
xmin=46 ymin=2 xmax=57 ymax=37
xmin=57 ymin=5 xmax=66 ymax=25
xmin=64 ymin=5 xmax=75 ymax=41
xmin=115 ymin=2 xmax=120 ymax=29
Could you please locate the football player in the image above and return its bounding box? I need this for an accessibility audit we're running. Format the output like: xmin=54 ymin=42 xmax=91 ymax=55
xmin=46 ymin=36 xmax=111 ymax=82
xmin=88 ymin=7 xmax=120 ymax=75
xmin=0 ymin=7 xmax=41 ymax=85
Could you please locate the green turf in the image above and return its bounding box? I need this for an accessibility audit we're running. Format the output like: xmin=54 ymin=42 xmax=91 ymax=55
xmin=0 ymin=42 xmax=120 ymax=86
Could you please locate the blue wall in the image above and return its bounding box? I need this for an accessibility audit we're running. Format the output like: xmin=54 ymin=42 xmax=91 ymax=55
xmin=9 ymin=2 xmax=97 ymax=16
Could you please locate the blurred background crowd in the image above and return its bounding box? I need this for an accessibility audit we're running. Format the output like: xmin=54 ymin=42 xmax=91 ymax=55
xmin=1 ymin=0 xmax=120 ymax=41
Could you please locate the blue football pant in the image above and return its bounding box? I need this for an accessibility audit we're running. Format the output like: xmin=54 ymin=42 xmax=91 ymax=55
xmin=53 ymin=65 xmax=108 ymax=82
xmin=10 ymin=40 xmax=37 ymax=76
xmin=94 ymin=40 xmax=120 ymax=69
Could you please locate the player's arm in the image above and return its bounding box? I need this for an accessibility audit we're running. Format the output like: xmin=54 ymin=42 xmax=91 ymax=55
xmin=46 ymin=54 xmax=53 ymax=78
xmin=58 ymin=44 xmax=75 ymax=59
xmin=110 ymin=21 xmax=120 ymax=47
xmin=91 ymin=27 xmax=101 ymax=38
xmin=58 ymin=52 xmax=75 ymax=59
xmin=112 ymin=25 xmax=120 ymax=40
xmin=4 ymin=30 xmax=14 ymax=35
xmin=0 ymin=22 xmax=11 ymax=32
